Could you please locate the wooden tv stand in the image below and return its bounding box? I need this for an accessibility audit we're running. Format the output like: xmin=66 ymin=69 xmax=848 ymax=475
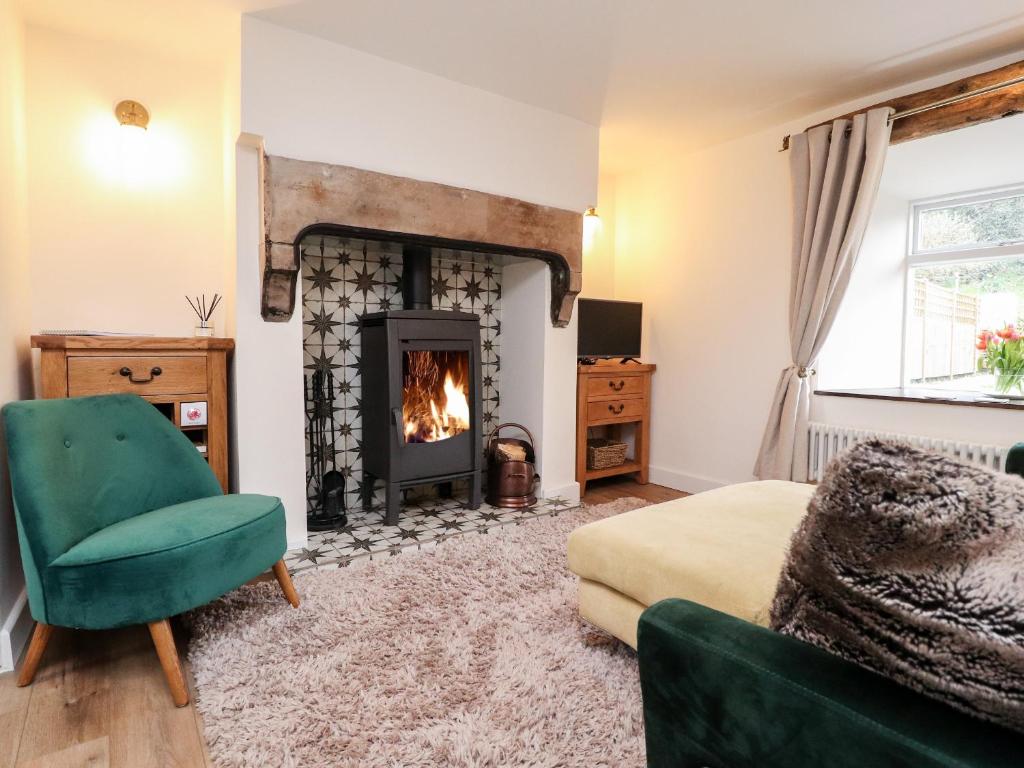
xmin=575 ymin=360 xmax=655 ymax=495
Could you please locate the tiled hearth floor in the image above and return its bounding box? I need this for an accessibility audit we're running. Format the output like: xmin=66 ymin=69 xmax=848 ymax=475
xmin=284 ymin=494 xmax=579 ymax=573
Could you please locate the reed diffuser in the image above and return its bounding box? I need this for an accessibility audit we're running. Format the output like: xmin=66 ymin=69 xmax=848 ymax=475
xmin=187 ymin=294 xmax=221 ymax=337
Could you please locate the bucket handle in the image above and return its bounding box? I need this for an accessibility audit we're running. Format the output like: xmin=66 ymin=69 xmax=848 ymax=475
xmin=488 ymin=422 xmax=536 ymax=450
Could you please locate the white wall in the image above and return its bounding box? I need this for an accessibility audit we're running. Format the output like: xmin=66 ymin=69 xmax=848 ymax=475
xmin=581 ymin=175 xmax=616 ymax=299
xmin=23 ymin=24 xmax=239 ymax=339
xmin=614 ymin=132 xmax=792 ymax=491
xmin=233 ymin=138 xmax=308 ymax=548
xmin=240 ymin=18 xmax=597 ymax=212
xmin=235 ymin=18 xmax=599 ymax=543
xmin=500 ymin=260 xmax=575 ymax=498
xmin=611 ymin=51 xmax=1024 ymax=492
xmin=0 ymin=0 xmax=33 ymax=672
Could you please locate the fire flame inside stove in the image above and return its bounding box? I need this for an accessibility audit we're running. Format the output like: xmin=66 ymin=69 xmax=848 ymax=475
xmin=403 ymin=351 xmax=471 ymax=443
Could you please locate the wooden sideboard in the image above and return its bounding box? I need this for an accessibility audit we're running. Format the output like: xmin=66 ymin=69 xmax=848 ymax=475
xmin=31 ymin=336 xmax=235 ymax=492
xmin=575 ymin=360 xmax=656 ymax=495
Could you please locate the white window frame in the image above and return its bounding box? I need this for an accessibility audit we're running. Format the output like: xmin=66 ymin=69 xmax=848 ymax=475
xmin=910 ymin=183 xmax=1024 ymax=261
xmin=901 ymin=183 xmax=1024 ymax=388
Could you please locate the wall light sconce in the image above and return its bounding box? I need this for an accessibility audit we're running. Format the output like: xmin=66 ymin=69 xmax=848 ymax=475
xmin=110 ymin=100 xmax=151 ymax=187
xmin=114 ymin=99 xmax=149 ymax=130
xmin=85 ymin=98 xmax=183 ymax=187
xmin=583 ymin=206 xmax=601 ymax=249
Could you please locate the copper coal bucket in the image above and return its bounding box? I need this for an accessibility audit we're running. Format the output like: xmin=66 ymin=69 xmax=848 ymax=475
xmin=485 ymin=423 xmax=539 ymax=508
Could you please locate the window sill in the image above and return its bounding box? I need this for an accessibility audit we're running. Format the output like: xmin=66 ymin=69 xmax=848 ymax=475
xmin=814 ymin=387 xmax=1024 ymax=411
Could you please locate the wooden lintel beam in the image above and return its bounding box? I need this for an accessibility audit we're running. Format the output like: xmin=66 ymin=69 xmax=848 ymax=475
xmin=783 ymin=59 xmax=1024 ymax=150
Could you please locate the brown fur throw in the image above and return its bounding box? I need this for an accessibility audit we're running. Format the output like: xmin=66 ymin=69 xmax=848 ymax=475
xmin=771 ymin=439 xmax=1024 ymax=732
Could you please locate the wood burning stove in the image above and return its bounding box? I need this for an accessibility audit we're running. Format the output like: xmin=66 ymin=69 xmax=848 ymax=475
xmin=360 ymin=245 xmax=483 ymax=525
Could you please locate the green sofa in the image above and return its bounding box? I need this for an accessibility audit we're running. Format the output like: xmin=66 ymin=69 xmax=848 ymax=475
xmin=2 ymin=393 xmax=300 ymax=706
xmin=638 ymin=600 xmax=1023 ymax=766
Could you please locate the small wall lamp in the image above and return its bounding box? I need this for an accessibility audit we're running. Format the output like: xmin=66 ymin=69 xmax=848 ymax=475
xmin=583 ymin=207 xmax=601 ymax=249
xmin=114 ymin=99 xmax=149 ymax=130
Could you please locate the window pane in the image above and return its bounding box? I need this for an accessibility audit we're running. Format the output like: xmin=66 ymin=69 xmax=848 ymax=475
xmin=906 ymin=257 xmax=1024 ymax=393
xmin=917 ymin=193 xmax=1024 ymax=252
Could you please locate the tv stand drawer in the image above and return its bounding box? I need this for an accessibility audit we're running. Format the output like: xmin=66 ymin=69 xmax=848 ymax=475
xmin=586 ymin=375 xmax=644 ymax=400
xmin=587 ymin=398 xmax=645 ymax=423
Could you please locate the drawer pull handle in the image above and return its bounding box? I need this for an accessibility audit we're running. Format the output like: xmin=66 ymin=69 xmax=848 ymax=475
xmin=608 ymin=403 xmax=625 ymax=415
xmin=119 ymin=366 xmax=162 ymax=384
xmin=609 ymin=380 xmax=626 ymax=391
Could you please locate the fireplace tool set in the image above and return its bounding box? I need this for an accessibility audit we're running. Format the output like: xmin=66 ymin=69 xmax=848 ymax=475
xmin=304 ymin=370 xmax=348 ymax=531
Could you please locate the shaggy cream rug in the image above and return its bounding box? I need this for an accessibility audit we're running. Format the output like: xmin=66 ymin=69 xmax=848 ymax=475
xmin=188 ymin=497 xmax=649 ymax=768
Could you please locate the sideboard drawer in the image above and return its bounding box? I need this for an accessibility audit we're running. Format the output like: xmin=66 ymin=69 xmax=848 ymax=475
xmin=587 ymin=398 xmax=645 ymax=423
xmin=68 ymin=356 xmax=207 ymax=397
xmin=586 ymin=375 xmax=645 ymax=399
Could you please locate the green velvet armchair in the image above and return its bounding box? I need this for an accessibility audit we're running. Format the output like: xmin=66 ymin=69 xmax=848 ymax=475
xmin=2 ymin=393 xmax=299 ymax=707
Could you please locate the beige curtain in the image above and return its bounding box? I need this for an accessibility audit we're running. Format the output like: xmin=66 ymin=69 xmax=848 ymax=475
xmin=754 ymin=107 xmax=893 ymax=481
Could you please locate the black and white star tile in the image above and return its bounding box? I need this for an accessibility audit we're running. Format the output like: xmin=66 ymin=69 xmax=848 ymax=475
xmin=282 ymin=493 xmax=580 ymax=573
xmin=300 ymin=236 xmax=503 ymax=514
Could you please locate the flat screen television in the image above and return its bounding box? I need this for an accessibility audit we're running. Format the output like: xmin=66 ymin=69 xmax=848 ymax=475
xmin=577 ymin=298 xmax=642 ymax=360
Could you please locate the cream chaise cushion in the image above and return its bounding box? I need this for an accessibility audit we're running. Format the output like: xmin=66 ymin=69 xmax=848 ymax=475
xmin=567 ymin=480 xmax=813 ymax=647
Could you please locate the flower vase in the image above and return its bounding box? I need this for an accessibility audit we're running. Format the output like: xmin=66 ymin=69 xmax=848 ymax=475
xmin=982 ymin=378 xmax=1024 ymax=400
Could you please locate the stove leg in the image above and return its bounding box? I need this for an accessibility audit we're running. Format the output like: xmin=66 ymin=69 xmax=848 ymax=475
xmin=384 ymin=482 xmax=401 ymax=526
xmin=361 ymin=471 xmax=375 ymax=511
xmin=468 ymin=472 xmax=482 ymax=510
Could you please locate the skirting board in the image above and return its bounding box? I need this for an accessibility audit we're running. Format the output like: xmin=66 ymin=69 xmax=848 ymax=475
xmin=0 ymin=589 xmax=32 ymax=673
xmin=649 ymin=465 xmax=729 ymax=495
xmin=540 ymin=480 xmax=581 ymax=505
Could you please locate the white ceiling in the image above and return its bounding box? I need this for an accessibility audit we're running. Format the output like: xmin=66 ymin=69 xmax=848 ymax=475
xmin=20 ymin=0 xmax=1024 ymax=170
xmin=253 ymin=0 xmax=1024 ymax=170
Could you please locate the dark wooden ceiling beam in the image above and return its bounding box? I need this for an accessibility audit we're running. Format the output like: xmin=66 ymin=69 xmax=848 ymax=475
xmin=783 ymin=59 xmax=1024 ymax=150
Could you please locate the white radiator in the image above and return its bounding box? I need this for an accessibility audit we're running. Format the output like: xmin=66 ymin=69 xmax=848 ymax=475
xmin=807 ymin=422 xmax=1006 ymax=481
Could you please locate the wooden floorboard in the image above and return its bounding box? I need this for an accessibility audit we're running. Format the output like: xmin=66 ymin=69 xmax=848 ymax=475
xmin=0 ymin=664 xmax=32 ymax=768
xmin=14 ymin=626 xmax=116 ymax=766
xmin=0 ymin=478 xmax=677 ymax=766
xmin=583 ymin=476 xmax=687 ymax=506
xmin=3 ymin=623 xmax=208 ymax=768
xmin=20 ymin=738 xmax=109 ymax=768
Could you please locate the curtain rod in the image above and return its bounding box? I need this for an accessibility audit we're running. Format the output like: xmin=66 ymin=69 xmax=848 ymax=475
xmin=780 ymin=72 xmax=1024 ymax=151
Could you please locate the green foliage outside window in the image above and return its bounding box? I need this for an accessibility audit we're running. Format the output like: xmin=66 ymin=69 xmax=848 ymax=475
xmin=918 ymin=194 xmax=1024 ymax=252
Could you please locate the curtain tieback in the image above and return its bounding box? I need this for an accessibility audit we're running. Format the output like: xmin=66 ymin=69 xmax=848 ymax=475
xmin=796 ymin=366 xmax=816 ymax=379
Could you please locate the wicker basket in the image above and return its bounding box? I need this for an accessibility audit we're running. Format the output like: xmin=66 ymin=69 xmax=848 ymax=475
xmin=587 ymin=438 xmax=628 ymax=470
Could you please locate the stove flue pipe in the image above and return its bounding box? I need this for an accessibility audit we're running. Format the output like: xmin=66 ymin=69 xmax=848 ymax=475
xmin=402 ymin=244 xmax=432 ymax=310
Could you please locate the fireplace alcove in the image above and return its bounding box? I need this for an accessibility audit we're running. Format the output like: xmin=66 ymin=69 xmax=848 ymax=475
xmin=301 ymin=231 xmax=505 ymax=524
xmin=246 ymin=151 xmax=586 ymax=535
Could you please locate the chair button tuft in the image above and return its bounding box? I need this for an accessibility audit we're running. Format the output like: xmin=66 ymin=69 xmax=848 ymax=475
xmin=116 ymin=433 xmax=126 ymax=441
xmin=63 ymin=439 xmax=71 ymax=448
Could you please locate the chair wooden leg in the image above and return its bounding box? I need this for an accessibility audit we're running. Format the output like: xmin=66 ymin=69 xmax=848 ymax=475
xmin=17 ymin=622 xmax=53 ymax=687
xmin=147 ymin=619 xmax=189 ymax=707
xmin=272 ymin=559 xmax=300 ymax=608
